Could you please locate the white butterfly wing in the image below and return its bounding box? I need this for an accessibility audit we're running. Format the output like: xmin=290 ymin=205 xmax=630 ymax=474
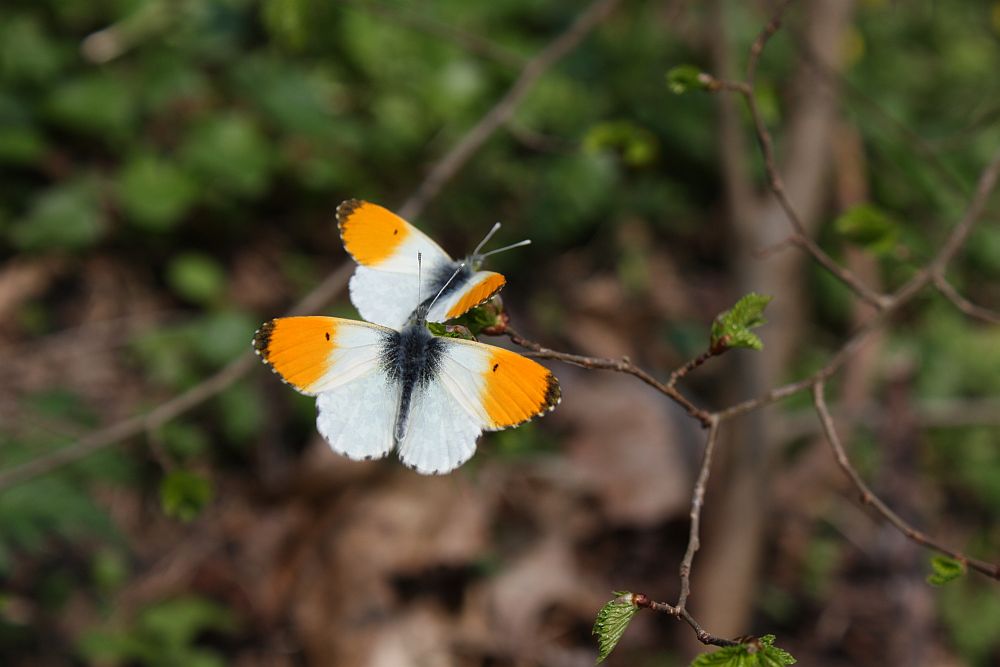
xmin=253 ymin=316 xmax=397 ymax=461
xmin=396 ymin=379 xmax=481 ymax=474
xmin=338 ymin=199 xmax=456 ymax=328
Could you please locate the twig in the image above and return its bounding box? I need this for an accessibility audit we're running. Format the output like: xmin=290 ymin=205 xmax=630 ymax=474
xmin=0 ymin=0 xmax=626 ymax=493
xmin=677 ymin=417 xmax=720 ymax=610
xmin=630 ymin=594 xmax=739 ymax=648
xmin=341 ymin=0 xmax=528 ymax=69
xmin=812 ymin=381 xmax=1000 ymax=579
xmin=398 ymin=0 xmax=623 ymax=220
xmin=667 ymin=349 xmax=718 ymax=389
xmin=932 ymin=274 xmax=1000 ymax=325
xmin=504 ymin=327 xmax=712 ymax=427
xmin=715 ymin=143 xmax=1000 ymax=422
xmin=704 ymin=0 xmax=890 ymax=310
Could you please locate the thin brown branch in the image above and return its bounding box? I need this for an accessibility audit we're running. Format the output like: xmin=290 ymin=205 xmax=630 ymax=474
xmin=341 ymin=0 xmax=528 ymax=69
xmin=677 ymin=417 xmax=721 ymax=610
xmin=398 ymin=0 xmax=623 ymax=220
xmin=704 ymin=0 xmax=890 ymax=310
xmin=932 ymin=274 xmax=1000 ymax=325
xmin=504 ymin=328 xmax=712 ymax=427
xmin=631 ymin=594 xmax=740 ymax=648
xmin=812 ymin=381 xmax=1000 ymax=579
xmin=716 ymin=143 xmax=1000 ymax=423
xmin=667 ymin=349 xmax=718 ymax=390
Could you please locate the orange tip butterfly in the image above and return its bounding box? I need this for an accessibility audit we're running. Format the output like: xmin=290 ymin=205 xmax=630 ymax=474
xmin=337 ymin=199 xmax=530 ymax=329
xmin=253 ymin=262 xmax=559 ymax=474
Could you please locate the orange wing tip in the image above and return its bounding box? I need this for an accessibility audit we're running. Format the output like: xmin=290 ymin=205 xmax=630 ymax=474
xmin=252 ymin=317 xmax=336 ymax=393
xmin=444 ymin=273 xmax=506 ymax=320
xmin=336 ymin=199 xmax=410 ymax=266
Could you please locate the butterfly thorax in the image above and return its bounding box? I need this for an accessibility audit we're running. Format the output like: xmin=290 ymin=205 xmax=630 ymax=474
xmin=380 ymin=323 xmax=445 ymax=444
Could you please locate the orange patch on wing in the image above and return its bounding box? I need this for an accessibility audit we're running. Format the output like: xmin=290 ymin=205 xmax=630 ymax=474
xmin=445 ymin=273 xmax=505 ymax=319
xmin=481 ymin=347 xmax=560 ymax=429
xmin=337 ymin=199 xmax=411 ymax=266
xmin=253 ymin=317 xmax=337 ymax=393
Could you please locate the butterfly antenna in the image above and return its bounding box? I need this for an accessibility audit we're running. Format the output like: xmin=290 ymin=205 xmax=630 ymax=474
xmin=471 ymin=222 xmax=502 ymax=256
xmin=426 ymin=262 xmax=467 ymax=315
xmin=478 ymin=238 xmax=532 ymax=258
xmin=416 ymin=252 xmax=423 ymax=309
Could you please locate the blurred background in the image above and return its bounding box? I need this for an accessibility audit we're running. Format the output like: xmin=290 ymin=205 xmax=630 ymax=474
xmin=2 ymin=0 xmax=1000 ymax=665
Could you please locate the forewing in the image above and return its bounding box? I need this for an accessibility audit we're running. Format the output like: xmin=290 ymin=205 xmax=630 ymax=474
xmin=425 ymin=270 xmax=506 ymax=323
xmin=252 ymin=316 xmax=388 ymax=396
xmin=434 ymin=338 xmax=561 ymax=432
xmin=337 ymin=199 xmax=452 ymax=272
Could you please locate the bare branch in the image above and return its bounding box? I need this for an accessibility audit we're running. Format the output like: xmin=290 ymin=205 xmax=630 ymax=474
xmin=932 ymin=274 xmax=1000 ymax=325
xmin=341 ymin=0 xmax=528 ymax=69
xmin=677 ymin=417 xmax=721 ymax=610
xmin=812 ymin=381 xmax=1000 ymax=580
xmin=398 ymin=0 xmax=624 ymax=221
xmin=504 ymin=328 xmax=712 ymax=427
xmin=630 ymin=593 xmax=740 ymax=648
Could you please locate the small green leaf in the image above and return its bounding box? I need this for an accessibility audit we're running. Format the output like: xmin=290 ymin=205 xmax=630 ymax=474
xmin=834 ymin=203 xmax=899 ymax=255
xmin=427 ymin=322 xmax=476 ymax=340
xmin=593 ymin=592 xmax=639 ymax=663
xmin=447 ymin=297 xmax=507 ymax=337
xmin=583 ymin=121 xmax=658 ymax=167
xmin=927 ymin=555 xmax=966 ymax=586
xmin=690 ymin=635 xmax=796 ymax=667
xmin=160 ymin=471 xmax=213 ymax=522
xmin=667 ymin=65 xmax=709 ymax=94
xmin=11 ymin=179 xmax=106 ymax=251
xmin=710 ymin=293 xmax=773 ymax=352
xmin=117 ymin=154 xmax=199 ymax=231
xmin=166 ymin=254 xmax=227 ymax=305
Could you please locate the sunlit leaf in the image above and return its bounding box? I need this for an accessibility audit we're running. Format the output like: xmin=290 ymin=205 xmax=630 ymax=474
xmin=690 ymin=635 xmax=796 ymax=667
xmin=593 ymin=592 xmax=639 ymax=663
xmin=927 ymin=555 xmax=966 ymax=586
xmin=710 ymin=293 xmax=773 ymax=352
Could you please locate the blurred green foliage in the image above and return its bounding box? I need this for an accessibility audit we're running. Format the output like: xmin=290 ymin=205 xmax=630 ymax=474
xmin=1 ymin=0 xmax=1000 ymax=664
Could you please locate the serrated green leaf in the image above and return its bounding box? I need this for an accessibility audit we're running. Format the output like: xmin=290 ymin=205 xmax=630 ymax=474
xmin=690 ymin=635 xmax=795 ymax=667
xmin=710 ymin=293 xmax=773 ymax=352
xmin=833 ymin=203 xmax=899 ymax=255
xmin=160 ymin=471 xmax=213 ymax=522
xmin=593 ymin=592 xmax=639 ymax=663
xmin=667 ymin=65 xmax=708 ymax=94
xmin=927 ymin=555 xmax=966 ymax=586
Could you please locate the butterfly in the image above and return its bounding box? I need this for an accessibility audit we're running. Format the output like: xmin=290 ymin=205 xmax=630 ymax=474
xmin=337 ymin=199 xmax=530 ymax=329
xmin=253 ymin=306 xmax=560 ymax=474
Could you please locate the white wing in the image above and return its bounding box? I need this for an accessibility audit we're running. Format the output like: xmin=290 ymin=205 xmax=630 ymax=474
xmin=317 ymin=372 xmax=399 ymax=462
xmin=395 ymin=379 xmax=482 ymax=474
xmin=253 ymin=316 xmax=397 ymax=461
